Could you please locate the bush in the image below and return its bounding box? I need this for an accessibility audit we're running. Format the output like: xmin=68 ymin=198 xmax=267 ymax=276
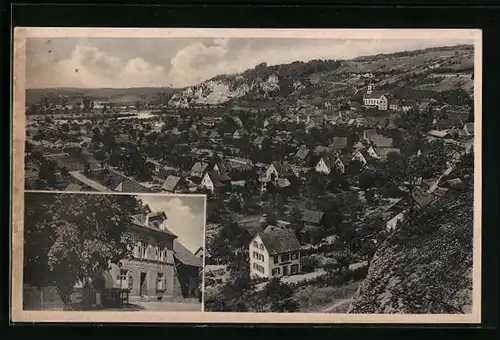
xmin=300 ymin=255 xmax=320 ymax=273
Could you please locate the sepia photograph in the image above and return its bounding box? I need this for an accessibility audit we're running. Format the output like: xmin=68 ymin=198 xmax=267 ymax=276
xmin=12 ymin=28 xmax=481 ymax=323
xmin=22 ymin=192 xmax=204 ymax=312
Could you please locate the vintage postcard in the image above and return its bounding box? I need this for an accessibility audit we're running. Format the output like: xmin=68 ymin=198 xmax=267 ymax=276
xmin=12 ymin=28 xmax=481 ymax=323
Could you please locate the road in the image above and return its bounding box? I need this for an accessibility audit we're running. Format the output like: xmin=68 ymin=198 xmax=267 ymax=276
xmin=69 ymin=171 xmax=112 ymax=192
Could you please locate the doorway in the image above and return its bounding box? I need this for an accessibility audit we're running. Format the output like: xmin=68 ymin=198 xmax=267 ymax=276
xmin=139 ymin=272 xmax=147 ymax=297
xmin=282 ymin=265 xmax=289 ymax=276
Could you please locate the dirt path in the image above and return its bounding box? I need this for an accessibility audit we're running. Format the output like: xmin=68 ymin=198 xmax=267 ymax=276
xmin=321 ymin=298 xmax=353 ymax=313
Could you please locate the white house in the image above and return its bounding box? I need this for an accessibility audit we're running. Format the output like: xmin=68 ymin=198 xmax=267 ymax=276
xmin=200 ymin=171 xmax=230 ymax=193
xmin=351 ymin=150 xmax=372 ymax=166
xmin=249 ymin=226 xmax=302 ymax=279
xmin=315 ymin=156 xmax=346 ymax=174
xmin=363 ymin=84 xmax=390 ymax=111
xmin=386 ymin=210 xmax=406 ymax=232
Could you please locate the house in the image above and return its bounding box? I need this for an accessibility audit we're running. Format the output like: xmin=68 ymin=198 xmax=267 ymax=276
xmin=463 ymin=122 xmax=474 ymax=136
xmin=161 ymin=175 xmax=188 ymax=193
xmin=351 ymin=150 xmax=373 ymax=166
xmin=363 ymin=130 xmax=393 ymax=148
xmin=372 ymin=147 xmax=401 ymax=162
xmin=194 ymin=247 xmax=204 ymax=260
xmin=444 ymin=178 xmax=465 ymax=190
xmin=331 ymin=137 xmax=348 ymax=151
xmin=172 ymin=240 xmax=203 ymax=299
xmin=249 ymin=226 xmax=301 ymax=279
xmin=362 ymin=84 xmax=391 ymax=111
xmin=389 ymin=99 xmax=402 ymax=111
xmin=313 ymin=145 xmax=332 ymax=155
xmin=301 ymin=210 xmax=325 ymax=227
xmin=294 ymin=146 xmax=311 ymax=163
xmin=114 ymin=179 xmax=151 ymax=193
xmin=386 ymin=209 xmax=406 ymax=232
xmin=315 ymin=155 xmax=347 ymax=174
xmin=105 ymin=208 xmax=179 ymax=300
xmin=200 ymin=171 xmax=231 ymax=193
xmin=190 ymin=162 xmax=210 ymax=178
xmin=264 ymin=162 xmax=297 ymax=181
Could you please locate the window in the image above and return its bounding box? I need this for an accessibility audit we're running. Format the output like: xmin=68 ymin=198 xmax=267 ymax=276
xmin=159 ymin=247 xmax=164 ymax=261
xmin=253 ymin=241 xmax=258 ymax=248
xmin=260 ymin=254 xmax=264 ymax=261
xmin=117 ymin=269 xmax=128 ymax=281
xmin=157 ymin=273 xmax=164 ymax=292
xmin=273 ymin=255 xmax=279 ymax=264
xmin=291 ymin=252 xmax=298 ymax=260
xmin=272 ymin=268 xmax=281 ymax=276
xmin=117 ymin=269 xmax=128 ymax=289
xmin=291 ymin=264 xmax=299 ymax=274
xmin=281 ymin=253 xmax=290 ymax=262
xmin=259 ymin=244 xmax=264 ymax=251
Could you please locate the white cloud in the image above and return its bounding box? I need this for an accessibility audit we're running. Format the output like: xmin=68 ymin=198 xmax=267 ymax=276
xmin=138 ymin=196 xmax=204 ymax=253
xmin=28 ymin=44 xmax=170 ymax=88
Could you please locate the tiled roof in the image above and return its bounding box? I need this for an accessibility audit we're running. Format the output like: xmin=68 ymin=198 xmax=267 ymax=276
xmin=313 ymin=145 xmax=332 ymax=154
xmin=162 ymin=175 xmax=182 ymax=192
xmin=295 ymin=146 xmax=310 ymax=160
xmin=271 ymin=162 xmax=295 ymax=178
xmin=190 ymin=162 xmax=209 ymax=177
xmin=115 ymin=179 xmax=151 ymax=193
xmin=301 ymin=210 xmax=325 ymax=224
xmin=258 ymin=227 xmax=301 ymax=255
xmin=173 ymin=240 xmax=202 ymax=267
xmin=332 ymin=137 xmax=348 ymax=149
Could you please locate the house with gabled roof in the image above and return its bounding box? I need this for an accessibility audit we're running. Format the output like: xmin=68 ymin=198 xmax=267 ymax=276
xmin=200 ymin=170 xmax=231 ymax=193
xmin=190 ymin=162 xmax=210 ymax=178
xmin=315 ymin=155 xmax=348 ymax=174
xmin=114 ymin=178 xmax=151 ymax=193
xmin=249 ymin=226 xmax=301 ymax=279
xmin=372 ymin=147 xmax=401 ymax=162
xmin=351 ymin=149 xmax=374 ymax=166
xmin=301 ymin=210 xmax=325 ymax=227
xmin=161 ymin=175 xmax=188 ymax=193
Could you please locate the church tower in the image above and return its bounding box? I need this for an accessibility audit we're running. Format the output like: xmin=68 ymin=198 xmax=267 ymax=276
xmin=367 ymin=83 xmax=374 ymax=95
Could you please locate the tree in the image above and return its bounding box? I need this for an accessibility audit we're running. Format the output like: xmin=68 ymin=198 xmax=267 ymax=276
xmin=23 ymin=193 xmax=138 ymax=309
xmin=38 ymin=159 xmax=58 ymax=187
xmin=93 ymin=150 xmax=108 ymax=170
xmin=262 ymin=278 xmax=299 ymax=312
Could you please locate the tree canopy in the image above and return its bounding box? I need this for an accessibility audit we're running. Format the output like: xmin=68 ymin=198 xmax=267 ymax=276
xmin=24 ymin=193 xmax=139 ymax=308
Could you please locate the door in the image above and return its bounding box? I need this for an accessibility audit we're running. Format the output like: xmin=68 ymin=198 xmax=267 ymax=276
xmin=282 ymin=265 xmax=289 ymax=276
xmin=139 ymin=272 xmax=147 ymax=297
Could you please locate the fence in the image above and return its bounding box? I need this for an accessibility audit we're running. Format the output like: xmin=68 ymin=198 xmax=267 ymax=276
xmin=23 ymin=286 xmax=130 ymax=311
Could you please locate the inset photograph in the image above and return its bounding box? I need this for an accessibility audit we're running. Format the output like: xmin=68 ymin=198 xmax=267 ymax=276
xmin=21 ymin=192 xmax=204 ymax=312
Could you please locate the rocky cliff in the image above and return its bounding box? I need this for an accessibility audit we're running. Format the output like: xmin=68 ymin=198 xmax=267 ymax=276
xmin=348 ymin=184 xmax=474 ymax=314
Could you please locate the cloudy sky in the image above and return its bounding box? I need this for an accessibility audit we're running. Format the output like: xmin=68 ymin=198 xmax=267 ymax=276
xmin=137 ymin=194 xmax=205 ymax=254
xmin=26 ymin=36 xmax=474 ymax=89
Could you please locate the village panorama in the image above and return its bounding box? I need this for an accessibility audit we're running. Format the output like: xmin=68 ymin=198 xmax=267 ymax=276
xmin=24 ymin=38 xmax=475 ymax=314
